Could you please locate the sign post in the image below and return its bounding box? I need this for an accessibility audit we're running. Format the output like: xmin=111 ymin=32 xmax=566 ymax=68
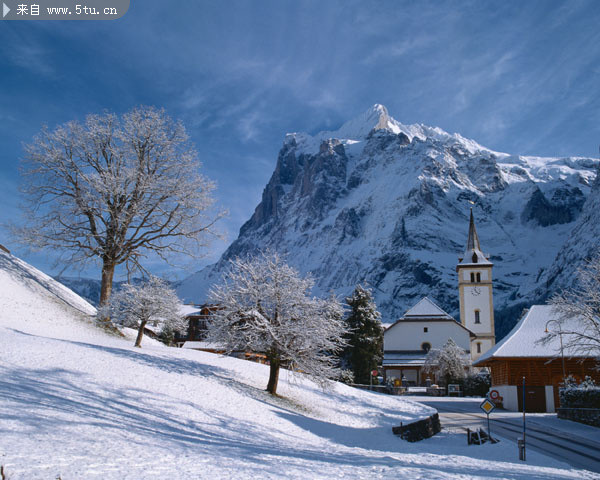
xmin=521 ymin=376 xmax=526 ymax=461
xmin=479 ymin=398 xmax=496 ymax=440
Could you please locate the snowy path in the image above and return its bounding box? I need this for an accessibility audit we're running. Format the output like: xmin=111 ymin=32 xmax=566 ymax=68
xmin=416 ymin=397 xmax=600 ymax=473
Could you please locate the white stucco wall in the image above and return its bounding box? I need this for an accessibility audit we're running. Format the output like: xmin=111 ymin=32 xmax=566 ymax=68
xmin=470 ymin=338 xmax=494 ymax=362
xmin=545 ymin=386 xmax=555 ymax=413
xmin=494 ymin=385 xmax=519 ymax=411
xmin=384 ymin=321 xmax=471 ymax=352
xmin=462 ymin=285 xmax=492 ymax=335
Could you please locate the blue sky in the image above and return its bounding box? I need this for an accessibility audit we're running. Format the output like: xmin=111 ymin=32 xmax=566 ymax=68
xmin=1 ymin=0 xmax=600 ymax=280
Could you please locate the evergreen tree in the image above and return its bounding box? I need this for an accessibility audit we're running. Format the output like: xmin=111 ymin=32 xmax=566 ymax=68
xmin=343 ymin=285 xmax=384 ymax=384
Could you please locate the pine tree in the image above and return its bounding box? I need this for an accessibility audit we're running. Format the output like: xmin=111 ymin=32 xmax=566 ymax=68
xmin=342 ymin=285 xmax=384 ymax=385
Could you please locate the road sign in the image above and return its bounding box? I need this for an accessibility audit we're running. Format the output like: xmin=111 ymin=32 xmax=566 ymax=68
xmin=480 ymin=398 xmax=496 ymax=415
xmin=371 ymin=369 xmax=378 ymax=376
xmin=489 ymin=389 xmax=500 ymax=400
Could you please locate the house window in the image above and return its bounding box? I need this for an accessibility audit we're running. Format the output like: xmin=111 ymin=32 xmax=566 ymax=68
xmin=470 ymin=272 xmax=475 ymax=282
xmin=424 ymin=327 xmax=428 ymax=333
xmin=476 ymin=272 xmax=481 ymax=282
xmin=421 ymin=342 xmax=431 ymax=353
xmin=477 ymin=342 xmax=482 ymax=353
xmin=474 ymin=310 xmax=481 ymax=324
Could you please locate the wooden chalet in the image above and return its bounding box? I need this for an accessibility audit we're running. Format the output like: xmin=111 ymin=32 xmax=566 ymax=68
xmin=474 ymin=305 xmax=600 ymax=412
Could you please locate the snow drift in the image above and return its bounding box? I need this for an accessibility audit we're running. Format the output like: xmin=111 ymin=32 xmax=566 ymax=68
xmin=1 ymin=250 xmax=592 ymax=478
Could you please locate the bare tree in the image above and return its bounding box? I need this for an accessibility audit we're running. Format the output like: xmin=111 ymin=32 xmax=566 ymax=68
xmin=423 ymin=338 xmax=471 ymax=386
xmin=545 ymin=255 xmax=600 ymax=361
xmin=99 ymin=276 xmax=187 ymax=348
xmin=207 ymin=252 xmax=347 ymax=395
xmin=17 ymin=106 xmax=223 ymax=307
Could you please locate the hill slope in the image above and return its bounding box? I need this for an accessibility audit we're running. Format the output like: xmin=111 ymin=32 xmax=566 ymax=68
xmin=1 ymin=250 xmax=593 ymax=478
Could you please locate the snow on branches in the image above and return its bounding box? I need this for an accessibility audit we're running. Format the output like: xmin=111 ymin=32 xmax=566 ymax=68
xmin=207 ymin=252 xmax=347 ymax=395
xmin=343 ymin=285 xmax=383 ymax=385
xmin=99 ymin=276 xmax=187 ymax=348
xmin=545 ymin=255 xmax=600 ymax=362
xmin=17 ymin=106 xmax=224 ymax=306
xmin=423 ymin=338 xmax=471 ymax=386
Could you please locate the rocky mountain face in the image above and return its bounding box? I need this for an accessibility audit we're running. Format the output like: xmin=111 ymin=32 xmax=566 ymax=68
xmin=177 ymin=105 xmax=598 ymax=339
xmin=534 ymin=172 xmax=600 ymax=300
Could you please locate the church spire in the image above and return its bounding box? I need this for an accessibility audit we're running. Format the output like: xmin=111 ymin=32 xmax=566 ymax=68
xmin=466 ymin=208 xmax=481 ymax=252
xmin=459 ymin=209 xmax=491 ymax=265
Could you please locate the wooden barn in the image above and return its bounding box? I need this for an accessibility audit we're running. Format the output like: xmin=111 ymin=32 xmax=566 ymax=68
xmin=474 ymin=305 xmax=600 ymax=412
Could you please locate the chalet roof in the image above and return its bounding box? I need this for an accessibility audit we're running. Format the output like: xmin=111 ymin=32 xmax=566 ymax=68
xmin=475 ymin=305 xmax=588 ymax=365
xmin=403 ymin=297 xmax=453 ymax=319
xmin=458 ymin=210 xmax=492 ymax=267
xmin=179 ymin=304 xmax=203 ymax=316
xmin=181 ymin=341 xmax=224 ymax=350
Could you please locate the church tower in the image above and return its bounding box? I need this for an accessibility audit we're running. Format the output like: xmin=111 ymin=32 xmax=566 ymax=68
xmin=457 ymin=210 xmax=496 ymax=362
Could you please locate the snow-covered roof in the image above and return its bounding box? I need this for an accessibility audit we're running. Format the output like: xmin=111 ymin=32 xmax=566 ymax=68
xmin=181 ymin=341 xmax=224 ymax=350
xmin=382 ymin=352 xmax=428 ymax=367
xmin=386 ymin=297 xmax=475 ymax=338
xmin=403 ymin=297 xmax=453 ymax=319
xmin=475 ymin=305 xmax=587 ymax=364
xmin=179 ymin=304 xmax=204 ymax=316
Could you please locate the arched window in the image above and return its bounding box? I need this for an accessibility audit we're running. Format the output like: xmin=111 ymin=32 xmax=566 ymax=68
xmin=476 ymin=272 xmax=481 ymax=282
xmin=472 ymin=252 xmax=478 ymax=263
xmin=421 ymin=342 xmax=431 ymax=353
xmin=474 ymin=310 xmax=481 ymax=324
xmin=470 ymin=272 xmax=475 ymax=282
xmin=477 ymin=342 xmax=482 ymax=353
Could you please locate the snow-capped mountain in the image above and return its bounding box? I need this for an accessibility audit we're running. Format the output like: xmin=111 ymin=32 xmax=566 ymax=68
xmin=535 ymin=171 xmax=600 ymax=298
xmin=178 ymin=105 xmax=598 ymax=338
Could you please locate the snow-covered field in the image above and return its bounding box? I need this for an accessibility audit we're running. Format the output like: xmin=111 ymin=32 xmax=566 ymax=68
xmin=1 ymin=249 xmax=598 ymax=479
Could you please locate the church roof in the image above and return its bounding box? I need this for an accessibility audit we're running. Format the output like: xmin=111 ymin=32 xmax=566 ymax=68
xmin=403 ymin=297 xmax=453 ymax=319
xmin=385 ymin=297 xmax=476 ymax=338
xmin=458 ymin=209 xmax=492 ymax=266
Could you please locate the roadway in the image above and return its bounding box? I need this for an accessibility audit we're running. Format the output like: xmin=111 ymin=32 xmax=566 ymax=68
xmin=415 ymin=397 xmax=600 ymax=474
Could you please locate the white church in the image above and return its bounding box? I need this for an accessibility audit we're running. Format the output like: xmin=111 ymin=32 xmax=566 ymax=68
xmin=382 ymin=211 xmax=496 ymax=385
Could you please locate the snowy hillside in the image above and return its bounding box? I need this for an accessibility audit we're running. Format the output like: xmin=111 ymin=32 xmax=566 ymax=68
xmin=178 ymin=105 xmax=598 ymax=338
xmin=1 ymin=251 xmax=593 ymax=479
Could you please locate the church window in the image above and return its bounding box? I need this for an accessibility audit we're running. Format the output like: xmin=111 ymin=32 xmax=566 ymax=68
xmin=476 ymin=272 xmax=481 ymax=282
xmin=470 ymin=272 xmax=475 ymax=282
xmin=472 ymin=252 xmax=478 ymax=263
xmin=477 ymin=342 xmax=481 ymax=353
xmin=474 ymin=310 xmax=481 ymax=324
xmin=421 ymin=342 xmax=431 ymax=353
xmin=423 ymin=327 xmax=428 ymax=333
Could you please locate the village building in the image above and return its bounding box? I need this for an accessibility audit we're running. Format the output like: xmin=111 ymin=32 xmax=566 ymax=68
xmin=382 ymin=297 xmax=474 ymax=385
xmin=382 ymin=210 xmax=496 ymax=384
xmin=474 ymin=305 xmax=600 ymax=413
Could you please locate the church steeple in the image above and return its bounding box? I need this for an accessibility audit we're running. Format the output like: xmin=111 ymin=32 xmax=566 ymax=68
xmin=459 ymin=209 xmax=492 ymax=266
xmin=456 ymin=209 xmax=496 ymax=362
xmin=466 ymin=209 xmax=481 ymax=251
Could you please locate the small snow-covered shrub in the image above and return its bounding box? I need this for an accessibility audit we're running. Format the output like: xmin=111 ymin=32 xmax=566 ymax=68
xmin=339 ymin=369 xmax=355 ymax=385
xmin=560 ymin=376 xmax=600 ymax=408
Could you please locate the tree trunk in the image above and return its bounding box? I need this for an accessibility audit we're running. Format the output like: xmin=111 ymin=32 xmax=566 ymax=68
xmin=135 ymin=320 xmax=147 ymax=348
xmin=266 ymin=355 xmax=280 ymax=395
xmin=99 ymin=260 xmax=116 ymax=308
